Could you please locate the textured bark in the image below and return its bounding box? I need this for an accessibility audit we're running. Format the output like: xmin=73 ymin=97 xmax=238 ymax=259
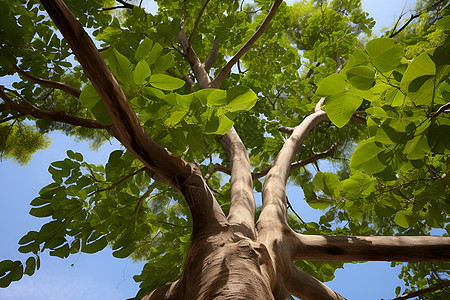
xmin=37 ymin=2 xmax=450 ymax=300
xmin=220 ymin=128 xmax=256 ymax=239
xmin=293 ymin=234 xmax=450 ymax=262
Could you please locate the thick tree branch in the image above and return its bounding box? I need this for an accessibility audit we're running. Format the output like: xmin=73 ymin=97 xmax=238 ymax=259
xmin=210 ymin=0 xmax=283 ymax=88
xmin=178 ymin=30 xmax=211 ymax=88
xmin=388 ymin=280 xmax=450 ymax=300
xmin=220 ymin=127 xmax=256 ymax=239
xmin=292 ymin=234 xmax=450 ymax=261
xmin=285 ymin=264 xmax=346 ymax=300
xmin=204 ymin=39 xmax=219 ymax=72
xmin=204 ymin=143 xmax=337 ymax=182
xmin=13 ymin=65 xmax=81 ymax=98
xmin=258 ymin=110 xmax=328 ymax=226
xmin=0 ymin=88 xmax=109 ymax=129
xmin=39 ymin=0 xmax=227 ymax=232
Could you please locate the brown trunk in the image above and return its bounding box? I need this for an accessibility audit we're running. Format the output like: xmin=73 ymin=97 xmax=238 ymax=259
xmin=145 ymin=227 xmax=276 ymax=300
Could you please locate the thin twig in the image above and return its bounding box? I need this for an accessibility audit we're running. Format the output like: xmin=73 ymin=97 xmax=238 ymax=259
xmin=431 ymin=101 xmax=450 ymax=118
xmin=13 ymin=65 xmax=82 ymax=98
xmin=287 ymin=196 xmax=305 ymax=224
xmin=89 ymin=167 xmax=147 ymax=196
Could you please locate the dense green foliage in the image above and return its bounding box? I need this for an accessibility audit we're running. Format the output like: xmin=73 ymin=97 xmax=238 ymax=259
xmin=0 ymin=0 xmax=449 ymax=298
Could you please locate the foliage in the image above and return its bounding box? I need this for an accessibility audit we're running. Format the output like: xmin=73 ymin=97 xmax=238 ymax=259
xmin=0 ymin=0 xmax=449 ymax=298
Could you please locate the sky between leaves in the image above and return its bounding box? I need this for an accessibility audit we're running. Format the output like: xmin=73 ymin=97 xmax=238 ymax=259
xmin=0 ymin=1 xmax=420 ymax=300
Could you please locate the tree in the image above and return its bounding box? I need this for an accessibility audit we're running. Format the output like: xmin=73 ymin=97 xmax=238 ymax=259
xmin=0 ymin=0 xmax=449 ymax=299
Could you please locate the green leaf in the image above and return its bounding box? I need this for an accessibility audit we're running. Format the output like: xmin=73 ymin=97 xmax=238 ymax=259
xmin=18 ymin=231 xmax=39 ymax=245
xmin=315 ymin=74 xmax=347 ymax=96
xmin=109 ymin=49 xmax=133 ymax=82
xmin=29 ymin=204 xmax=53 ymax=218
xmin=350 ymin=139 xmax=387 ymax=174
xmin=0 ymin=260 xmax=23 ymax=288
xmin=394 ymin=210 xmax=410 ymax=228
xmin=90 ymin=100 xmax=114 ymax=125
xmin=346 ymin=66 xmax=376 ymax=90
xmin=225 ymin=86 xmax=258 ymax=112
xmin=365 ymin=38 xmax=404 ymax=72
xmin=404 ymin=134 xmax=430 ymax=160
xmin=134 ymin=60 xmax=151 ymax=85
xmin=325 ymin=91 xmax=363 ymax=128
xmin=135 ymin=38 xmax=153 ymax=61
xmin=50 ymin=244 xmax=70 ymax=258
xmin=80 ymin=84 xmax=100 ymax=110
xmin=149 ymin=74 xmax=185 ymax=90
xmin=313 ymin=172 xmax=341 ymax=197
xmin=23 ymin=257 xmax=36 ymax=276
xmin=401 ymin=52 xmax=436 ymax=106
xmin=82 ymin=236 xmax=108 ymax=254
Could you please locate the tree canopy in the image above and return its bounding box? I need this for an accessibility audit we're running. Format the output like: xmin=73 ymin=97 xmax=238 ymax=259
xmin=1 ymin=0 xmax=449 ymax=299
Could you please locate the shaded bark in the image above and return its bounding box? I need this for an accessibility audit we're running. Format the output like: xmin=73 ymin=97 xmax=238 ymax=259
xmin=292 ymin=234 xmax=450 ymax=262
xmin=36 ymin=2 xmax=450 ymax=300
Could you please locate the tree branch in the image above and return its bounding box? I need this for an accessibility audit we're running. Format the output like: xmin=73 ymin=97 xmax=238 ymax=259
xmin=13 ymin=65 xmax=81 ymax=98
xmin=210 ymin=0 xmax=283 ymax=88
xmin=389 ymin=13 xmax=421 ymax=38
xmin=388 ymin=280 xmax=450 ymax=300
xmin=204 ymin=143 xmax=337 ymax=182
xmin=178 ymin=30 xmax=211 ymax=88
xmin=285 ymin=264 xmax=346 ymax=300
xmin=39 ymin=0 xmax=227 ymax=232
xmin=204 ymin=39 xmax=219 ymax=72
xmin=292 ymin=234 xmax=450 ymax=261
xmin=220 ymin=127 xmax=256 ymax=239
xmin=258 ymin=110 xmax=328 ymax=227
xmin=431 ymin=101 xmax=450 ymax=118
xmin=89 ymin=167 xmax=146 ymax=196
xmin=115 ymin=0 xmax=134 ymax=9
xmin=0 ymin=87 xmax=109 ymax=129
xmin=188 ymin=0 xmax=211 ymax=45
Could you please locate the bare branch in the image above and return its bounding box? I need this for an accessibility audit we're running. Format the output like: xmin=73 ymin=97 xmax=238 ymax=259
xmin=13 ymin=65 xmax=81 ymax=98
xmin=431 ymin=101 xmax=450 ymax=118
xmin=178 ymin=30 xmax=211 ymax=88
xmin=0 ymin=88 xmax=109 ymax=130
xmin=389 ymin=13 xmax=421 ymax=38
xmin=252 ymin=142 xmax=338 ymax=179
xmin=0 ymin=112 xmax=26 ymax=124
xmin=115 ymin=0 xmax=134 ymax=9
xmin=258 ymin=110 xmax=328 ymax=226
xmin=204 ymin=39 xmax=219 ymax=72
xmin=292 ymin=234 xmax=450 ymax=261
xmin=388 ymin=280 xmax=450 ymax=300
xmin=204 ymin=143 xmax=337 ymax=182
xmin=220 ymin=127 xmax=256 ymax=238
xmin=285 ymin=264 xmax=346 ymax=300
xmin=211 ymin=0 xmax=283 ymax=88
xmin=182 ymin=74 xmax=195 ymax=93
xmin=204 ymin=163 xmax=231 ymax=181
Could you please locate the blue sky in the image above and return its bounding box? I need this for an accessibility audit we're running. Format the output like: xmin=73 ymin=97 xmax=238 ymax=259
xmin=1 ymin=1 xmax=419 ymax=299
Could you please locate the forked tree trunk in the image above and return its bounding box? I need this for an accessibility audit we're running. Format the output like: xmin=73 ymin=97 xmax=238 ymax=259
xmin=37 ymin=1 xmax=450 ymax=300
